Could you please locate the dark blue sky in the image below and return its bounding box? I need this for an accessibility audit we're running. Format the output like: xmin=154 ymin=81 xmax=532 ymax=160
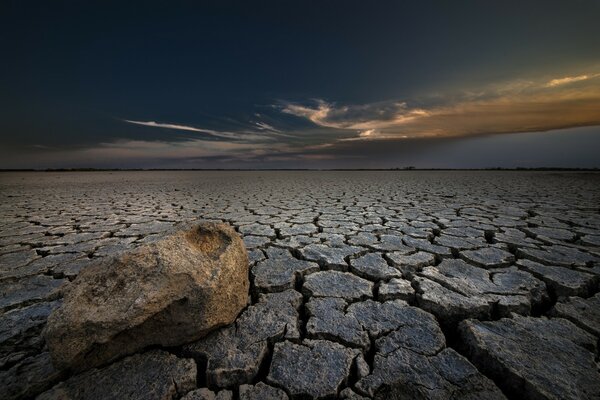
xmin=1 ymin=0 xmax=599 ymax=168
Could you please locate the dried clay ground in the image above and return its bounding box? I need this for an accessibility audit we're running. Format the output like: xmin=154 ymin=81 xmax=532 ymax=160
xmin=1 ymin=171 xmax=599 ymax=400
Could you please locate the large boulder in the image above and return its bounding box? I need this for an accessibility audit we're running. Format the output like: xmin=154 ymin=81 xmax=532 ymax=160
xmin=44 ymin=222 xmax=249 ymax=372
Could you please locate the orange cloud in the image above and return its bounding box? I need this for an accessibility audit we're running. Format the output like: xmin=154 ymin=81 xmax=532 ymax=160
xmin=282 ymin=70 xmax=600 ymax=141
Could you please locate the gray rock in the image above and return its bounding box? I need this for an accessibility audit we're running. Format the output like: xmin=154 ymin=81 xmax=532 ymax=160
xmin=279 ymin=223 xmax=318 ymax=237
xmin=0 ymin=352 xmax=64 ymax=400
xmin=373 ymin=234 xmax=413 ymax=252
xmin=266 ymin=340 xmax=358 ymax=399
xmin=349 ymin=253 xmax=401 ymax=281
xmin=306 ymin=297 xmax=369 ymax=348
xmin=274 ymin=235 xmax=320 ymax=249
xmin=434 ymin=234 xmax=485 ymax=251
xmin=307 ymin=298 xmax=441 ymax=351
xmin=349 ymin=300 xmax=428 ymax=338
xmin=252 ymin=248 xmax=319 ymax=293
xmin=516 ymin=259 xmax=597 ymax=297
xmin=247 ymin=249 xmax=265 ymax=265
xmin=299 ymin=243 xmax=363 ymax=269
xmin=303 ymin=271 xmax=373 ymax=301
xmin=524 ymin=226 xmax=576 ymax=241
xmin=0 ymin=275 xmax=65 ymax=312
xmin=459 ymin=316 xmax=600 ymax=400
xmin=551 ymin=293 xmax=600 ymax=336
xmin=373 ymin=310 xmax=445 ymax=356
xmin=442 ymin=227 xmax=486 ymax=238
xmin=183 ymin=290 xmax=302 ymax=387
xmin=0 ymin=249 xmax=40 ymax=272
xmin=386 ymin=251 xmax=435 ymax=278
xmin=348 ymin=232 xmax=379 ymax=247
xmin=517 ymin=246 xmax=597 ymax=268
xmin=356 ymin=347 xmax=505 ymax=400
xmin=378 ymin=278 xmax=415 ymax=302
xmin=415 ymin=260 xmax=547 ymax=325
xmin=37 ymin=350 xmax=196 ymax=400
xmin=238 ymin=223 xmax=276 ymax=238
xmin=580 ymin=234 xmax=600 ymax=246
xmin=460 ymin=247 xmax=515 ymax=268
xmin=0 ymin=301 xmax=60 ymax=369
xmin=340 ymin=388 xmax=370 ymax=400
xmin=243 ymin=235 xmax=270 ymax=249
xmin=402 ymin=236 xmax=452 ymax=258
xmin=50 ymin=257 xmax=97 ymax=280
xmin=44 ymin=223 xmax=249 ymax=372
xmin=239 ymin=382 xmax=289 ymax=400
xmin=181 ymin=388 xmax=233 ymax=400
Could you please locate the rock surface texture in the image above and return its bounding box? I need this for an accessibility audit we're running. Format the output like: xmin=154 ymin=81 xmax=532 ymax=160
xmin=43 ymin=222 xmax=249 ymax=372
xmin=1 ymin=171 xmax=600 ymax=399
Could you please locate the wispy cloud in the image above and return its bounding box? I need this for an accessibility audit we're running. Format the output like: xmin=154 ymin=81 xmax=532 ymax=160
xmin=123 ymin=119 xmax=280 ymax=142
xmin=545 ymin=74 xmax=595 ymax=87
xmin=281 ymin=69 xmax=600 ymax=141
xmin=124 ymin=120 xmax=211 ymax=133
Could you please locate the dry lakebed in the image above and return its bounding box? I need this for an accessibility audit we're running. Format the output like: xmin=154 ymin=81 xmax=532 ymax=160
xmin=1 ymin=171 xmax=599 ymax=400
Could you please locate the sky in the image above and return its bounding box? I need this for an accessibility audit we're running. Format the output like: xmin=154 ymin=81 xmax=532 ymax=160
xmin=1 ymin=0 xmax=599 ymax=169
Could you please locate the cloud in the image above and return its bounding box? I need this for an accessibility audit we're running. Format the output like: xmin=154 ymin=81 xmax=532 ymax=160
xmin=545 ymin=74 xmax=592 ymax=87
xmin=254 ymin=121 xmax=281 ymax=132
xmin=281 ymin=69 xmax=600 ymax=141
xmin=124 ymin=120 xmax=212 ymax=133
xmin=123 ymin=119 xmax=276 ymax=142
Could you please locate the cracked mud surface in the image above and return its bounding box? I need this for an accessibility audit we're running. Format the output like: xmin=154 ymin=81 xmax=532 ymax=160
xmin=0 ymin=171 xmax=599 ymax=399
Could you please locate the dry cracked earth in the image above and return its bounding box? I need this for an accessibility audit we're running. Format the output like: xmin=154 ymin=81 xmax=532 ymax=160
xmin=1 ymin=171 xmax=600 ymax=400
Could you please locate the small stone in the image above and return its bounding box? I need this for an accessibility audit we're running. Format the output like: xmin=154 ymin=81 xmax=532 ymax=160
xmin=266 ymin=340 xmax=358 ymax=399
xmin=37 ymin=350 xmax=196 ymax=400
xmin=303 ymin=271 xmax=373 ymax=301
xmin=460 ymin=247 xmax=515 ymax=268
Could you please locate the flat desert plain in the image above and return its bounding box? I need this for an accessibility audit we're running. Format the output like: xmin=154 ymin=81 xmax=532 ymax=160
xmin=1 ymin=171 xmax=599 ymax=399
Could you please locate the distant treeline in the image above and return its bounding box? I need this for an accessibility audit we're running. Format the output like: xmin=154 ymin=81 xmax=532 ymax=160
xmin=1 ymin=167 xmax=599 ymax=172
